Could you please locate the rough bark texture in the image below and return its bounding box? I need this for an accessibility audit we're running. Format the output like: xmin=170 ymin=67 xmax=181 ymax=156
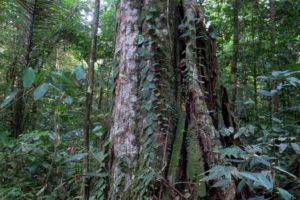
xmin=109 ymin=1 xmax=141 ymax=197
xmin=108 ymin=1 xmax=236 ymax=199
xmin=82 ymin=0 xmax=100 ymax=199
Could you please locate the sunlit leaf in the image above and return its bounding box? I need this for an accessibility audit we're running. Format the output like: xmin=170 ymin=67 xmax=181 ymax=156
xmin=287 ymin=77 xmax=300 ymax=86
xmin=291 ymin=143 xmax=300 ymax=154
xmin=276 ymin=188 xmax=294 ymax=200
xmin=278 ymin=143 xmax=288 ymax=153
xmin=240 ymin=172 xmax=273 ymax=191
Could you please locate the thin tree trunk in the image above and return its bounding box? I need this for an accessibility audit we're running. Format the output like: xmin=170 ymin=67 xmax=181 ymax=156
xmin=231 ymin=0 xmax=240 ymax=111
xmin=12 ymin=0 xmax=36 ymax=138
xmin=269 ymin=0 xmax=279 ymax=116
xmin=252 ymin=0 xmax=259 ymax=121
xmin=82 ymin=0 xmax=100 ymax=199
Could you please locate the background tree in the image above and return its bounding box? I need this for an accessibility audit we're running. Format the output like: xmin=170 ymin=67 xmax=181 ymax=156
xmin=82 ymin=0 xmax=100 ymax=199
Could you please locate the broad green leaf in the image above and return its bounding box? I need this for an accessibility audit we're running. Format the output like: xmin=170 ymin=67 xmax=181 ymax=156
xmin=74 ymin=66 xmax=86 ymax=81
xmin=234 ymin=125 xmax=256 ymax=139
xmin=23 ymin=67 xmax=35 ymax=89
xmin=33 ymin=83 xmax=49 ymax=101
xmin=272 ymin=117 xmax=282 ymax=124
xmin=287 ymin=77 xmax=300 ymax=86
xmin=276 ymin=188 xmax=294 ymax=200
xmin=291 ymin=143 xmax=300 ymax=154
xmin=250 ymin=155 xmax=271 ymax=167
xmin=240 ymin=172 xmax=259 ymax=182
xmin=240 ymin=172 xmax=273 ymax=191
xmin=278 ymin=143 xmax=288 ymax=153
xmin=65 ymin=153 xmax=89 ymax=162
xmin=272 ymin=70 xmax=290 ymax=77
xmin=202 ymin=165 xmax=238 ymax=182
xmin=1 ymin=90 xmax=19 ymax=108
xmin=257 ymin=172 xmax=273 ymax=191
xmin=214 ymin=147 xmax=249 ymax=159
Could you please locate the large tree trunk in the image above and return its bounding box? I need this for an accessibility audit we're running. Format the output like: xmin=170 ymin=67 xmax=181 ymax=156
xmin=108 ymin=1 xmax=236 ymax=199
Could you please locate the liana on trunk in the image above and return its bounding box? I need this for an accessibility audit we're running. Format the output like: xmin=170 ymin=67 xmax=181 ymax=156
xmin=108 ymin=0 xmax=236 ymax=199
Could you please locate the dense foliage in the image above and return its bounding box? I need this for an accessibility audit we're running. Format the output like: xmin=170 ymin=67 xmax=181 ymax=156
xmin=0 ymin=0 xmax=299 ymax=199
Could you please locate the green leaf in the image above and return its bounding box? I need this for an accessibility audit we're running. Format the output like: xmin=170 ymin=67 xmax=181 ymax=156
xmin=291 ymin=143 xmax=300 ymax=154
xmin=276 ymin=188 xmax=294 ymax=200
xmin=212 ymin=178 xmax=231 ymax=187
xmin=234 ymin=125 xmax=256 ymax=139
xmin=272 ymin=70 xmax=290 ymax=77
xmin=145 ymin=14 xmax=153 ymax=21
xmin=63 ymin=96 xmax=73 ymax=105
xmin=214 ymin=147 xmax=249 ymax=159
xmin=52 ymin=71 xmax=74 ymax=86
xmin=33 ymin=83 xmax=49 ymax=101
xmin=1 ymin=90 xmax=19 ymax=108
xmin=202 ymin=165 xmax=238 ymax=182
xmin=240 ymin=172 xmax=273 ymax=191
xmin=272 ymin=117 xmax=282 ymax=124
xmin=65 ymin=153 xmax=89 ymax=162
xmin=137 ymin=47 xmax=151 ymax=59
xmin=74 ymin=66 xmax=86 ymax=81
xmin=23 ymin=67 xmax=35 ymax=89
xmin=256 ymin=172 xmax=273 ymax=191
xmin=287 ymin=77 xmax=300 ymax=86
xmin=258 ymin=90 xmax=273 ymax=97
xmin=278 ymin=143 xmax=288 ymax=153
xmin=135 ymin=35 xmax=145 ymax=46
xmin=92 ymin=152 xmax=106 ymax=163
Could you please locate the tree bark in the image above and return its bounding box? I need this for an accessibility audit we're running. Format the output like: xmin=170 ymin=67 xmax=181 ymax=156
xmin=11 ymin=0 xmax=36 ymax=138
xmin=108 ymin=1 xmax=236 ymax=199
xmin=82 ymin=0 xmax=100 ymax=199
